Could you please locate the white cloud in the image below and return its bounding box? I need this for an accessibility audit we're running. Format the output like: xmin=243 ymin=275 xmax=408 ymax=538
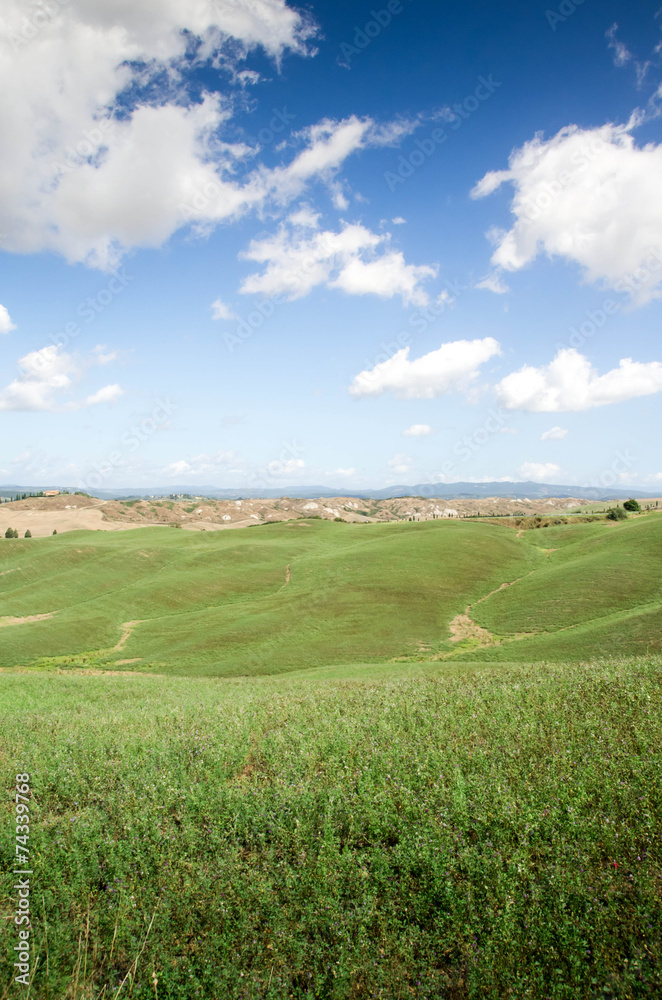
xmin=211 ymin=297 xmax=237 ymax=320
xmin=387 ymin=453 xmax=412 ymax=477
xmin=240 ymin=216 xmax=436 ymax=305
xmin=471 ymin=121 xmax=662 ymax=306
xmin=392 ymin=217 xmax=406 ymax=225
xmin=164 ymin=460 xmax=194 ymax=477
xmin=333 ymin=467 xmax=356 ymax=477
xmin=0 ymin=345 xmax=122 ymax=412
xmin=162 ymin=451 xmax=243 ymax=479
xmin=403 ymin=424 xmax=434 ymax=437
xmin=541 ymin=426 xmax=568 ymax=441
xmin=606 ymin=24 xmax=632 ymax=67
xmin=435 ymin=289 xmax=456 ymax=307
xmin=475 ymin=273 xmax=509 ymax=295
xmin=0 ymin=347 xmax=74 ymax=412
xmin=0 ymin=5 xmax=418 ymax=270
xmin=287 ymin=205 xmax=320 ymax=229
xmin=0 ymin=305 xmax=16 ymax=333
xmin=85 ymin=384 xmax=123 ymax=405
xmin=519 ymin=462 xmax=562 ymax=482
xmin=251 ymin=115 xmax=410 ymax=210
xmin=349 ymin=338 xmax=501 ymax=399
xmin=160 ymin=451 xmax=309 ymax=484
xmin=93 ymin=345 xmax=117 ymax=364
xmin=497 ymin=348 xmax=662 ymax=412
xmin=332 ymin=251 xmax=436 ymax=306
xmin=266 ymin=458 xmax=305 ymax=476
xmin=0 ymin=1 xmax=322 ymax=268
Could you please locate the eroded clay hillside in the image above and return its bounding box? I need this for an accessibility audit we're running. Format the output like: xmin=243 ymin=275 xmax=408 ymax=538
xmin=0 ymin=491 xmax=603 ymax=536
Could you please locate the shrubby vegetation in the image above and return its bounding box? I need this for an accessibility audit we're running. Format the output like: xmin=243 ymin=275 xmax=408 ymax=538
xmin=607 ymin=507 xmax=628 ymax=522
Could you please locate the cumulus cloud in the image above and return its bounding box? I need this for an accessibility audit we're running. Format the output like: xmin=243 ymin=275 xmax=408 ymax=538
xmin=541 ymin=426 xmax=568 ymax=441
xmin=403 ymin=424 xmax=434 ymax=437
xmin=497 ymin=348 xmax=662 ymax=412
xmin=0 ymin=0 xmax=320 ymax=267
xmin=519 ymin=462 xmax=562 ymax=482
xmin=349 ymin=338 xmax=501 ymax=399
xmin=239 ymin=215 xmax=436 ymax=305
xmin=471 ymin=121 xmax=662 ymax=306
xmin=0 ymin=345 xmax=122 ymax=412
xmin=0 ymin=3 xmax=419 ymax=269
xmin=0 ymin=305 xmax=16 ymax=333
xmin=333 ymin=467 xmax=356 ymax=477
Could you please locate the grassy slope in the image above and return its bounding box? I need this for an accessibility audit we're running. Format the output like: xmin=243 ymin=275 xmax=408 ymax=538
xmin=0 ymin=658 xmax=660 ymax=999
xmin=1 ymin=515 xmax=661 ymax=671
xmin=461 ymin=517 xmax=662 ymax=661
xmin=0 ymin=520 xmax=534 ymax=673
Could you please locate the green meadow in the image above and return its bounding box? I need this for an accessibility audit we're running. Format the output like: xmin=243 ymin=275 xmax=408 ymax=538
xmin=0 ymin=659 xmax=661 ymax=999
xmin=1 ymin=515 xmax=661 ymax=998
xmin=1 ymin=514 xmax=661 ymax=671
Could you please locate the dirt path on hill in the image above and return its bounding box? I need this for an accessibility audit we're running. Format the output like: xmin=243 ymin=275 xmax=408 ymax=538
xmin=471 ymin=577 xmax=526 ymax=608
xmin=0 ymin=612 xmax=55 ymax=627
xmin=113 ymin=620 xmax=143 ymax=651
xmin=447 ymin=573 xmax=533 ymax=647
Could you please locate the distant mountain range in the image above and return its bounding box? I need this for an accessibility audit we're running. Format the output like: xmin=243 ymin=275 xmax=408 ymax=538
xmin=1 ymin=481 xmax=658 ymax=501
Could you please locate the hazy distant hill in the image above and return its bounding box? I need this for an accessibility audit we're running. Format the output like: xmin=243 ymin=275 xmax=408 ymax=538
xmin=1 ymin=481 xmax=657 ymax=501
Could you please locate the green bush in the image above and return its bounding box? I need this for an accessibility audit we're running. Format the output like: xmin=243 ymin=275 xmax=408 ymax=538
xmin=607 ymin=507 xmax=628 ymax=521
xmin=623 ymin=499 xmax=641 ymax=512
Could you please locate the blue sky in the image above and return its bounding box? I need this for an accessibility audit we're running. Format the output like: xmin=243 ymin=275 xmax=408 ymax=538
xmin=1 ymin=0 xmax=661 ymax=492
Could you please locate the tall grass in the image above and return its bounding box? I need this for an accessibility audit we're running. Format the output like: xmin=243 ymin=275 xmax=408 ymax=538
xmin=1 ymin=656 xmax=660 ymax=998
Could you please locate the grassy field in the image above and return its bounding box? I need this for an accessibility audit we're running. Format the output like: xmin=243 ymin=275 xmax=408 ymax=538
xmin=1 ymin=513 xmax=661 ymax=672
xmin=1 ymin=656 xmax=661 ymax=999
xmin=2 ymin=514 xmax=661 ymax=998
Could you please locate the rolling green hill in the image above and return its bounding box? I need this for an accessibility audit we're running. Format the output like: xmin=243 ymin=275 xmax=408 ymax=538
xmin=2 ymin=519 xmax=661 ymax=997
xmin=1 ymin=514 xmax=661 ymax=673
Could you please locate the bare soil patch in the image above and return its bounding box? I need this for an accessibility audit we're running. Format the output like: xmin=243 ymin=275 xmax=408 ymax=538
xmin=448 ymin=614 xmax=497 ymax=647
